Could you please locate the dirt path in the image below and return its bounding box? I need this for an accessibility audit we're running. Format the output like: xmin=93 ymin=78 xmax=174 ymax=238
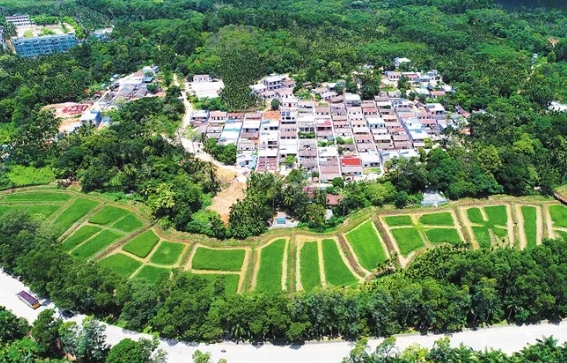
xmin=544 ymin=204 xmax=556 ymax=239
xmin=294 ymin=236 xmax=307 ymax=292
xmin=249 ymin=248 xmax=261 ymax=291
xmin=340 ymin=230 xmax=372 ymax=276
xmin=379 ymin=217 xmax=412 ymax=268
xmin=317 ymin=239 xmax=326 ymax=287
xmin=514 ymin=204 xmax=527 ymax=250
xmin=458 ymin=207 xmax=480 ymax=249
xmin=535 ymin=205 xmax=544 ymax=244
xmin=281 ymin=238 xmax=289 ymax=291
xmin=505 ymin=204 xmax=515 ymax=248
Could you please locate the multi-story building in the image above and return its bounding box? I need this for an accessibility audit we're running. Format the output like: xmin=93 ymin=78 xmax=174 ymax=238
xmin=13 ymin=33 xmax=78 ymax=57
xmin=0 ymin=26 xmax=4 ymax=46
xmin=6 ymin=15 xmax=34 ymax=28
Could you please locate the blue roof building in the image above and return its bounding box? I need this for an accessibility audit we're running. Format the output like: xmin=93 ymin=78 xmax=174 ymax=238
xmin=14 ymin=34 xmax=78 ymax=57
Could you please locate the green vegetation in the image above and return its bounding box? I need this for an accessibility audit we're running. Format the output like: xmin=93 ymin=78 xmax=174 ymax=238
xmin=134 ymin=265 xmax=171 ymax=283
xmin=191 ymin=247 xmax=245 ymax=271
xmin=522 ymin=206 xmax=538 ymax=249
xmin=299 ymin=242 xmax=321 ymax=292
xmin=26 ymin=204 xmax=60 ymax=218
xmin=111 ymin=214 xmax=144 ymax=232
xmin=150 ymin=241 xmax=185 ymax=265
xmin=467 ymin=208 xmax=485 ymax=224
xmin=0 ymin=206 xmax=25 ymax=218
xmin=391 ymin=228 xmax=425 ymax=256
xmin=419 ymin=212 xmax=454 ymax=226
xmin=472 ymin=227 xmax=492 ymax=248
xmin=191 ymin=273 xmax=240 ymax=295
xmin=255 ymin=239 xmax=286 ymax=293
xmin=321 ymin=239 xmax=358 ymax=286
xmin=3 ymin=192 xmax=69 ymax=202
xmin=346 ymin=221 xmax=387 ymax=270
xmin=384 ymin=215 xmax=413 ymax=226
xmin=61 ymin=225 xmax=102 ymax=251
xmin=98 ymin=253 xmax=142 ymax=278
xmin=122 ymin=230 xmax=159 ymax=258
xmin=89 ymin=206 xmax=130 ymax=225
xmin=549 ymin=205 xmax=567 ymax=228
xmin=485 ymin=205 xmax=508 ymax=226
xmin=23 ymin=30 xmax=33 ymax=38
xmin=425 ymin=228 xmax=462 ymax=245
xmin=493 ymin=227 xmax=509 ymax=238
xmin=71 ymin=230 xmax=123 ymax=259
xmin=52 ymin=198 xmax=99 ymax=232
xmin=5 ymin=166 xmax=55 ymax=187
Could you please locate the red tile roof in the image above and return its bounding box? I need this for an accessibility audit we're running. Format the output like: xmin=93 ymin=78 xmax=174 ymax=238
xmin=341 ymin=157 xmax=362 ymax=166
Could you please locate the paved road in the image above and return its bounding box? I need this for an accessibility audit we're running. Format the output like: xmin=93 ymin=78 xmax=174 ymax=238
xmin=3 ymin=272 xmax=567 ymax=363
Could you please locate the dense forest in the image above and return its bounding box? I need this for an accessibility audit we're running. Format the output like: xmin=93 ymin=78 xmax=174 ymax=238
xmin=4 ymin=210 xmax=567 ymax=344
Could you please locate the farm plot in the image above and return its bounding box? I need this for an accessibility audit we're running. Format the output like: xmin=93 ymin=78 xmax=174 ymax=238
xmin=98 ymin=253 xmax=142 ymax=278
xmin=122 ymin=230 xmax=159 ymax=258
xmin=0 ymin=206 xmax=26 ymax=218
xmin=384 ymin=215 xmax=413 ymax=226
xmin=390 ymin=228 xmax=425 ymax=256
xmin=419 ymin=212 xmax=454 ymax=226
xmin=26 ymin=205 xmax=61 ymax=218
xmin=111 ymin=214 xmax=144 ymax=232
xmin=150 ymin=241 xmax=185 ymax=265
xmin=53 ymin=198 xmax=99 ymax=231
xmin=191 ymin=247 xmax=245 ymax=271
xmin=549 ymin=205 xmax=567 ymax=228
xmin=521 ymin=206 xmax=538 ymax=249
xmin=484 ymin=206 xmax=508 ymax=226
xmin=472 ymin=227 xmax=491 ymax=248
xmin=89 ymin=206 xmax=131 ymax=225
xmin=321 ymin=239 xmax=358 ymax=286
xmin=134 ymin=265 xmax=171 ymax=283
xmin=299 ymin=242 xmax=322 ymax=292
xmin=61 ymin=225 xmax=102 ymax=251
xmin=255 ymin=239 xmax=286 ymax=293
xmin=71 ymin=230 xmax=123 ymax=260
xmin=191 ymin=273 xmax=240 ymax=295
xmin=345 ymin=221 xmax=387 ymax=271
xmin=465 ymin=205 xmax=510 ymax=248
xmin=425 ymin=228 xmax=462 ymax=245
xmin=3 ymin=192 xmax=70 ymax=202
xmin=467 ymin=208 xmax=485 ymax=224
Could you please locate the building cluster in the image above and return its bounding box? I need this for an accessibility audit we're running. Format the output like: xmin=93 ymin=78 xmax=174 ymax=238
xmin=4 ymin=14 xmax=78 ymax=57
xmin=190 ymin=70 xmax=466 ymax=182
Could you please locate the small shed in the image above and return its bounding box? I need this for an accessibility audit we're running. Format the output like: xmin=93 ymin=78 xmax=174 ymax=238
xmin=17 ymin=291 xmax=40 ymax=309
xmin=421 ymin=192 xmax=448 ymax=207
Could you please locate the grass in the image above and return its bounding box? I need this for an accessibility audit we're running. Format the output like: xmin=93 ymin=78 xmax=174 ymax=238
xmin=71 ymin=230 xmax=123 ymax=259
xmin=345 ymin=221 xmax=387 ymax=270
xmin=425 ymin=228 xmax=462 ymax=245
xmin=0 ymin=206 xmax=26 ymax=218
xmin=521 ymin=206 xmax=538 ymax=249
xmin=191 ymin=247 xmax=245 ymax=271
xmin=26 ymin=205 xmax=61 ymax=218
xmin=384 ymin=215 xmax=413 ymax=226
xmin=191 ymin=273 xmax=240 ymax=295
xmin=484 ymin=205 xmax=508 ymax=226
xmin=467 ymin=208 xmax=484 ymax=224
xmin=53 ymin=198 xmax=99 ymax=231
xmin=419 ymin=212 xmax=454 ymax=226
xmin=23 ymin=29 xmax=33 ymax=38
xmin=321 ymin=239 xmax=358 ymax=286
xmin=150 ymin=241 xmax=185 ymax=265
xmin=391 ymin=228 xmax=425 ymax=256
xmin=299 ymin=242 xmax=322 ymax=292
xmin=98 ymin=253 xmax=142 ymax=278
xmin=472 ymin=226 xmax=491 ymax=248
xmin=493 ymin=227 xmax=508 ymax=238
xmin=3 ymin=192 xmax=69 ymax=202
xmin=122 ymin=230 xmax=160 ymax=258
xmin=61 ymin=225 xmax=102 ymax=251
xmin=89 ymin=206 xmax=130 ymax=225
xmin=134 ymin=265 xmax=171 ymax=283
xmin=111 ymin=214 xmax=144 ymax=232
xmin=255 ymin=239 xmax=286 ymax=293
xmin=549 ymin=205 xmax=567 ymax=228
xmin=6 ymin=165 xmax=54 ymax=187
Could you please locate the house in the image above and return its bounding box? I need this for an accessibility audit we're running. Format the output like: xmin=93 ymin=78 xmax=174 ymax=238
xmin=367 ymin=117 xmax=385 ymax=129
xmin=237 ymin=153 xmax=257 ymax=170
xmin=392 ymin=134 xmax=412 ymax=149
xmin=282 ymin=79 xmax=296 ymax=88
xmin=360 ymin=151 xmax=381 ymax=168
xmin=373 ymin=133 xmax=393 ymax=150
xmin=344 ymin=93 xmax=362 ymax=107
xmin=280 ymin=124 xmax=298 ymax=140
xmin=280 ymin=96 xmax=298 ymax=108
xmin=330 ymin=95 xmax=344 ymax=104
xmin=263 ymin=75 xmax=285 ymax=90
xmin=227 ymin=112 xmax=244 ymax=121
xmin=281 ymin=109 xmax=298 ymax=123
xmin=206 ymin=125 xmax=223 ymax=139
xmin=193 ymin=74 xmax=211 ymax=82
xmin=316 ymin=119 xmax=333 ymax=140
xmin=315 ymin=106 xmax=331 ymax=118
xmin=410 ymin=130 xmax=429 ymax=148
xmin=297 ymin=114 xmax=315 ymax=133
xmin=326 ymin=194 xmax=342 ymax=207
xmin=276 ymin=88 xmax=294 ymax=100
xmin=209 ymin=111 xmax=227 ymax=124
xmin=260 ymin=90 xmax=276 ymax=100
xmin=261 ymin=119 xmax=279 ymax=131
xmin=363 ymin=106 xmax=379 ymax=116
xmin=80 ymin=109 xmax=102 ymax=126
xmin=279 ymin=138 xmax=298 ymax=159
xmin=385 ymin=71 xmax=401 ymax=82
xmin=319 ymin=159 xmax=342 ymax=182
xmin=191 ymin=110 xmax=209 ymax=125
xmin=241 ymin=119 xmax=261 ymax=140
xmin=218 ymin=120 xmax=242 ymax=146
xmin=430 ymin=90 xmax=446 ymax=99
xmin=257 ymin=155 xmax=279 ymax=172
xmin=321 ymin=91 xmax=337 ymax=101
xmin=340 ymin=157 xmax=363 ymax=179
xmin=238 ymin=138 xmax=256 ymax=152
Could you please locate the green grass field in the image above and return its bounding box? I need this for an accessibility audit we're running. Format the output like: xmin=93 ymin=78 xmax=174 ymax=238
xmin=255 ymin=239 xmax=286 ymax=293
xmin=493 ymin=226 xmax=508 ymax=238
xmin=191 ymin=247 xmax=245 ymax=271
xmin=384 ymin=215 xmax=413 ymax=226
xmin=111 ymin=214 xmax=144 ymax=232
xmin=321 ymin=239 xmax=358 ymax=286
xmin=0 ymin=206 xmax=26 ymax=218
xmin=89 ymin=206 xmax=131 ymax=225
xmin=61 ymin=225 xmax=102 ymax=251
xmin=150 ymin=241 xmax=185 ymax=265
xmin=472 ymin=226 xmax=491 ymax=248
xmin=53 ymin=198 xmax=99 ymax=231
xmin=346 ymin=221 xmax=387 ymax=270
xmin=419 ymin=212 xmax=454 ymax=226
xmin=484 ymin=205 xmax=508 ymax=226
xmin=391 ymin=228 xmax=425 ymax=256
xmin=71 ymin=230 xmax=123 ymax=259
xmin=191 ymin=273 xmax=240 ymax=295
xmin=122 ymin=230 xmax=160 ymax=258
xmin=134 ymin=265 xmax=171 ymax=283
xmin=98 ymin=253 xmax=142 ymax=278
xmin=6 ymin=166 xmax=55 ymax=187
xmin=467 ymin=208 xmax=484 ymax=224
xmin=521 ymin=206 xmax=538 ymax=249
xmin=3 ymin=192 xmax=69 ymax=202
xmin=425 ymin=228 xmax=462 ymax=244
xmin=299 ymin=242 xmax=321 ymax=292
xmin=26 ymin=205 xmax=61 ymax=218
xmin=549 ymin=205 xmax=567 ymax=228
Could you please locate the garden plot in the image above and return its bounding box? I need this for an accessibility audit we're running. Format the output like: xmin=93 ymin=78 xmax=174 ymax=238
xmin=89 ymin=206 xmax=131 ymax=225
xmin=384 ymin=215 xmax=413 ymax=227
xmin=61 ymin=225 xmax=102 ymax=251
xmin=520 ymin=206 xmax=538 ymax=249
xmin=191 ymin=246 xmax=246 ymax=271
xmin=190 ymin=273 xmax=240 ymax=295
xmin=98 ymin=253 xmax=142 ymax=278
xmin=462 ymin=205 xmax=511 ymax=248
xmin=3 ymin=192 xmax=70 ymax=203
xmin=549 ymin=205 xmax=567 ymax=229
xmin=321 ymin=239 xmax=359 ymax=286
xmin=345 ymin=221 xmax=388 ymax=271
xmin=122 ymin=230 xmax=159 ymax=258
xmin=111 ymin=214 xmax=144 ymax=232
xmin=150 ymin=241 xmax=186 ymax=265
xmin=133 ymin=265 xmax=171 ymax=283
xmin=52 ymin=198 xmax=99 ymax=232
xmin=390 ymin=228 xmax=425 ymax=256
xmin=70 ymin=230 xmax=124 ymax=260
xmin=299 ymin=241 xmax=322 ymax=292
xmin=254 ymin=238 xmax=287 ymax=293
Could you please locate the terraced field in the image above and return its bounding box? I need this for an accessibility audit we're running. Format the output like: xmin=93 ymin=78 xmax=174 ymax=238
xmin=0 ymin=187 xmax=563 ymax=294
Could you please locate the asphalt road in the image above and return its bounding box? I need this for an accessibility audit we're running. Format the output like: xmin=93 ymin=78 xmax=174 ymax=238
xmin=3 ymin=270 xmax=567 ymax=362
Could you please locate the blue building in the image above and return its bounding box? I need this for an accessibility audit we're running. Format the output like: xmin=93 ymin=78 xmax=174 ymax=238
xmin=13 ymin=34 xmax=78 ymax=57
